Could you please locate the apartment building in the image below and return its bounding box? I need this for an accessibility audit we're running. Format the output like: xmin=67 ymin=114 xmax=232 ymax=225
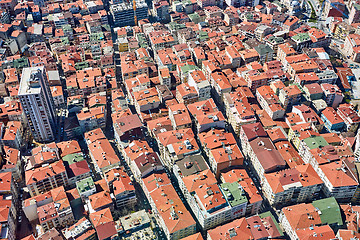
xmin=210 ymin=72 xmax=232 ymax=104
xmin=187 ymin=99 xmax=226 ymax=133
xmin=62 ymin=217 xmax=97 ymax=240
xmin=128 ymin=150 xmax=164 ymax=183
xmin=38 ymin=195 xmax=74 ymax=231
xmin=85 ymin=128 xmax=121 ymax=175
xmin=180 ymin=169 xmax=233 ymax=230
xmin=1 ymin=146 xmax=22 ymax=184
xmin=110 ymin=0 xmax=148 ymax=27
xmin=291 ymin=104 xmax=324 ymax=132
xmin=88 ymin=190 xmax=114 ymax=213
xmin=223 ymin=91 xmax=257 ymax=136
xmin=76 ymin=177 xmax=96 ymax=200
xmin=240 ymin=123 xmax=286 ymax=180
xmin=220 ymin=169 xmax=263 ymax=215
xmin=278 ymin=84 xmax=302 ymax=110
xmin=0 ymin=121 xmax=23 ymax=150
xmin=168 ymin=103 xmax=192 ymax=130
xmin=62 ymin=153 xmax=91 ymax=188
xmin=208 ymin=212 xmax=283 ymax=239
xmin=0 ymin=172 xmax=18 ymax=240
xmin=320 ymin=83 xmax=343 ymax=108
xmin=133 ymin=87 xmax=161 ymax=113
xmin=198 ymin=128 xmax=237 ymax=157
xmin=349 ymin=3 xmax=360 ymax=24
xmin=321 ymin=107 xmax=346 ymax=133
xmin=317 ymin=160 xmax=358 ymax=202
xmin=77 ymin=106 xmax=106 ymax=133
xmin=124 ymin=74 xmax=151 ymax=103
xmin=256 ymin=86 xmax=285 ymax=120
xmin=114 ymin=114 xmax=143 ymax=144
xmin=337 ymin=103 xmax=360 ymax=132
xmin=262 ymin=164 xmax=323 ymax=207
xmin=187 ymin=70 xmax=211 ymax=101
xmin=141 ymin=172 xmax=197 ymax=240
xmin=156 ymin=128 xmax=200 ymax=168
xmin=90 ymin=208 xmax=118 ymax=240
xmin=18 ymin=67 xmax=56 ymax=142
xmin=23 ymin=186 xmax=74 ymax=232
xmin=280 ymin=197 xmax=343 ymax=240
xmin=176 ymin=83 xmax=199 ymax=105
xmin=208 ymin=144 xmax=243 ymax=178
xmin=344 ymin=34 xmax=360 ymax=62
xmin=277 ymin=43 xmax=297 ymax=65
xmin=25 ymin=160 xmax=68 ymax=197
xmin=105 ymin=168 xmax=137 ymax=208
xmin=294 ymin=72 xmax=318 ymax=85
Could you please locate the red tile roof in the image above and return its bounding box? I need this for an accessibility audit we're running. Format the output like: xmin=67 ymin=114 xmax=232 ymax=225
xmin=25 ymin=160 xmax=66 ymax=185
xmin=90 ymin=208 xmax=117 ymax=240
xmin=295 ymin=225 xmax=335 ymax=240
xmin=241 ymin=122 xmax=267 ymax=141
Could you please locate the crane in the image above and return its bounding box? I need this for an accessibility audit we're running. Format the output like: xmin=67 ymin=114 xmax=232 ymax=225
xmin=133 ymin=0 xmax=137 ymax=25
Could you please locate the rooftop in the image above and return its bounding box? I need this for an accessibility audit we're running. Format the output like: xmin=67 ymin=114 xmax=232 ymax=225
xmin=119 ymin=210 xmax=150 ymax=231
xmin=303 ymin=136 xmax=329 ymax=150
xmin=18 ymin=67 xmax=45 ymax=95
xmin=76 ymin=177 xmax=95 ymax=194
xmin=220 ymin=182 xmax=248 ymax=207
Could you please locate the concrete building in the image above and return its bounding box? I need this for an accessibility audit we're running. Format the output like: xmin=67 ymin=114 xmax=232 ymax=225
xmin=344 ymin=34 xmax=360 ymax=63
xmin=62 ymin=153 xmax=91 ymax=188
xmin=320 ymin=83 xmax=343 ymax=108
xmin=76 ymin=177 xmax=96 ymax=200
xmin=142 ymin=172 xmax=197 ymax=240
xmin=223 ymin=91 xmax=257 ymax=137
xmin=240 ymin=123 xmax=286 ymax=180
xmin=219 ymin=182 xmax=248 ymax=218
xmin=208 ymin=212 xmax=283 ymax=240
xmin=278 ymin=84 xmax=302 ymax=110
xmin=317 ymin=160 xmax=358 ymax=202
xmin=0 ymin=121 xmax=23 ymax=150
xmin=111 ymin=0 xmax=148 ymax=27
xmin=105 ymin=168 xmax=137 ymax=208
xmin=18 ymin=67 xmax=56 ymax=142
xmin=37 ymin=189 xmax=74 ymax=231
xmin=85 ymin=128 xmax=121 ymax=175
xmin=152 ymin=0 xmax=170 ymax=22
xmin=117 ymin=210 xmax=155 ymax=239
xmin=323 ymin=0 xmax=346 ymax=18
xmin=0 ymin=172 xmax=18 ymax=240
xmin=187 ymin=99 xmax=226 ymax=133
xmin=290 ymin=104 xmax=324 ymax=132
xmin=262 ymin=164 xmax=323 ymax=207
xmin=349 ymin=3 xmax=360 ymax=24
xmin=25 ymin=160 xmax=68 ymax=197
xmin=321 ymin=107 xmax=346 ymax=133
xmin=23 ymin=186 xmax=75 ymax=227
xmin=280 ymin=197 xmax=343 ymax=240
xmin=337 ymin=104 xmax=360 ymax=132
xmin=90 ymin=208 xmax=118 ymax=240
xmin=256 ymin=86 xmax=285 ymax=120
xmin=254 ymin=44 xmax=274 ymax=64
xmin=255 ymin=25 xmax=273 ymax=42
xmin=62 ymin=217 xmax=97 ymax=240
xmin=221 ymin=169 xmax=263 ymax=215
xmin=187 ymin=70 xmax=211 ymax=101
xmin=181 ymin=170 xmax=233 ymax=230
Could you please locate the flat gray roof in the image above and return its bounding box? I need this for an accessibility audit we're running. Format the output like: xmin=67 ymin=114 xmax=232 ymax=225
xmin=19 ymin=66 xmax=45 ymax=95
xmin=175 ymin=154 xmax=209 ymax=177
